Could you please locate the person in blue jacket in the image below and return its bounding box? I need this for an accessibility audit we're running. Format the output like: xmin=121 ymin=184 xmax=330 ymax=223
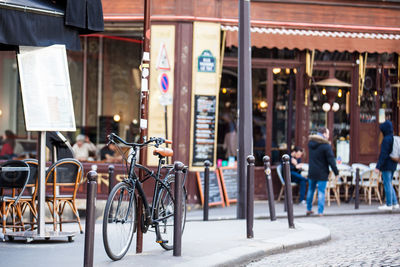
xmin=376 ymin=120 xmax=399 ymax=210
xmin=306 ymin=127 xmax=339 ymax=216
xmin=290 ymin=146 xmax=308 ymax=204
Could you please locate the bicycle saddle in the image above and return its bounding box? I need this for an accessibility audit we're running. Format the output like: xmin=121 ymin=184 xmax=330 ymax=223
xmin=153 ymin=147 xmax=174 ymax=157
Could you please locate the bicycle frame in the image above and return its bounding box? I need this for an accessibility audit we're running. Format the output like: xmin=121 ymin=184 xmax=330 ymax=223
xmin=124 ymin=147 xmax=176 ymax=226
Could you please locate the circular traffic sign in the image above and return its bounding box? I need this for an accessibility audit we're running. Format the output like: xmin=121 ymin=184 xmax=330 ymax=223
xmin=159 ymin=73 xmax=169 ymax=93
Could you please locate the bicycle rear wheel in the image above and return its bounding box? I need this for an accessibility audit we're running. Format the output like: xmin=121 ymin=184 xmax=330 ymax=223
xmin=103 ymin=182 xmax=136 ymax=261
xmin=154 ymin=174 xmax=187 ymax=250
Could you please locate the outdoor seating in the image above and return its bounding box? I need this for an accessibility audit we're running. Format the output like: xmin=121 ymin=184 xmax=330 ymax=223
xmin=276 ymin=164 xmax=298 ymax=202
xmin=359 ymin=169 xmax=382 ymax=205
xmin=19 ymin=159 xmax=38 ymax=230
xmin=325 ymin=171 xmax=341 ymax=206
xmin=45 ymin=158 xmax=83 ymax=233
xmin=0 ymin=160 xmax=30 ymax=233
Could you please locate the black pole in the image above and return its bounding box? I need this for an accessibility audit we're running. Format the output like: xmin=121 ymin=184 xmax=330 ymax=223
xmin=237 ymin=0 xmax=253 ymax=219
xmin=84 ymin=171 xmax=98 ymax=267
xmin=246 ymin=155 xmax=255 ymax=238
xmin=282 ymin=155 xmax=295 ymax=228
xmin=263 ymin=156 xmax=276 ymax=221
xmin=203 ymin=160 xmax=211 ymax=221
xmin=286 ymin=70 xmax=295 ymax=155
xmin=108 ymin=165 xmax=115 ymax=195
xmin=173 ymin=161 xmax=184 ymax=257
xmin=355 ymin=168 xmax=360 ymax=209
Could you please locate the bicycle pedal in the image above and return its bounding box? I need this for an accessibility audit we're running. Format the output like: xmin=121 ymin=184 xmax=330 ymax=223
xmin=156 ymin=239 xmax=168 ymax=244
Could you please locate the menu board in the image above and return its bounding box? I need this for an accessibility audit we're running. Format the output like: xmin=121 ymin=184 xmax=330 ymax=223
xmin=191 ymin=95 xmax=216 ymax=167
xmin=196 ymin=170 xmax=225 ymax=207
xmin=17 ymin=45 xmax=76 ymax=131
xmin=219 ymin=167 xmax=238 ymax=206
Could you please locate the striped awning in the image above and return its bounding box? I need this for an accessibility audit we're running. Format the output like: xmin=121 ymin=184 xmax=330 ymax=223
xmin=223 ymin=25 xmax=400 ymax=53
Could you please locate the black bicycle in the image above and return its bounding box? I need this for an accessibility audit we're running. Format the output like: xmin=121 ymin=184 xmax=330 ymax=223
xmin=102 ymin=133 xmax=187 ymax=261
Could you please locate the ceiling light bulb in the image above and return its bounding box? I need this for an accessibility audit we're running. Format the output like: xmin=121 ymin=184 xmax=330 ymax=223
xmin=113 ymin=114 xmax=121 ymax=122
xmin=272 ymin=68 xmax=281 ymax=74
xmin=322 ymin=88 xmax=327 ymax=95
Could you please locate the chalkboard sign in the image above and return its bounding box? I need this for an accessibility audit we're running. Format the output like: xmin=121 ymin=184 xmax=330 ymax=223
xmin=219 ymin=167 xmax=238 ymax=206
xmin=191 ymin=95 xmax=216 ymax=167
xmin=196 ymin=170 xmax=225 ymax=207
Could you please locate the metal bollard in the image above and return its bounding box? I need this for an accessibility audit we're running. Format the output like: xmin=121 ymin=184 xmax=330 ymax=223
xmin=203 ymin=160 xmax=211 ymax=221
xmin=282 ymin=155 xmax=295 ymax=228
xmin=108 ymin=165 xmax=115 ymax=195
xmin=84 ymin=171 xmax=98 ymax=267
xmin=355 ymin=168 xmax=360 ymax=209
xmin=173 ymin=161 xmax=184 ymax=257
xmin=263 ymin=156 xmax=276 ymax=221
xmin=246 ymin=155 xmax=255 ymax=238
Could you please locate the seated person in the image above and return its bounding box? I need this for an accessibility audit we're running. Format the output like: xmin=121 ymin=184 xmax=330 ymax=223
xmin=72 ymin=134 xmax=97 ymax=161
xmin=100 ymin=143 xmax=123 ymax=163
xmin=290 ymin=146 xmax=308 ymax=205
xmin=0 ymin=130 xmax=17 ymax=159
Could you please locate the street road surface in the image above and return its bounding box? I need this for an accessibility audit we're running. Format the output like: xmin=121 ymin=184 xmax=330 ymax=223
xmin=248 ymin=214 xmax=400 ymax=266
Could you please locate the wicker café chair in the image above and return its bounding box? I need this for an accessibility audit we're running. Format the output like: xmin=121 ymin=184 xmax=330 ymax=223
xmin=45 ymin=158 xmax=83 ymax=233
xmin=0 ymin=160 xmax=30 ymax=234
xmin=19 ymin=159 xmax=39 ymax=230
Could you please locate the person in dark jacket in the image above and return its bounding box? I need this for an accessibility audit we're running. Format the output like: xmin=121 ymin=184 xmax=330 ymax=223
xmin=306 ymin=127 xmax=339 ymax=216
xmin=290 ymin=146 xmax=308 ymax=204
xmin=376 ymin=120 xmax=399 ymax=210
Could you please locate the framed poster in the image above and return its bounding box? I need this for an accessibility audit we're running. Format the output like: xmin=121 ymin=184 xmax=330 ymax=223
xmin=191 ymin=95 xmax=217 ymax=168
xmin=17 ymin=45 xmax=76 ymax=131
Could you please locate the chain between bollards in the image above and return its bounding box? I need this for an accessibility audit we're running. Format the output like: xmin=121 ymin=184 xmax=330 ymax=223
xmin=355 ymin=168 xmax=360 ymax=209
xmin=173 ymin=161 xmax=184 ymax=257
xmin=108 ymin=165 xmax=115 ymax=195
xmin=282 ymin=154 xmax=295 ymax=228
xmin=263 ymin=156 xmax=276 ymax=221
xmin=203 ymin=160 xmax=211 ymax=221
xmin=84 ymin=171 xmax=98 ymax=267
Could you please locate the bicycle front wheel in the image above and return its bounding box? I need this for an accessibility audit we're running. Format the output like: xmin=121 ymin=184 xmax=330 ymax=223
xmin=155 ymin=174 xmax=187 ymax=250
xmin=103 ymin=182 xmax=136 ymax=261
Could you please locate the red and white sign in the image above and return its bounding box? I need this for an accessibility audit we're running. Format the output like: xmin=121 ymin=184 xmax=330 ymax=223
xmin=156 ymin=43 xmax=170 ymax=71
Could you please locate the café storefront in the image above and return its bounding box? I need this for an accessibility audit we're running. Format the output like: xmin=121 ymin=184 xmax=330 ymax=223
xmin=0 ymin=0 xmax=400 ymax=203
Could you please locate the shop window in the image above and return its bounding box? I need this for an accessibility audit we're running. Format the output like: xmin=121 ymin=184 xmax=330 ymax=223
xmin=253 ymin=69 xmax=267 ymax=166
xmin=314 ymin=50 xmax=352 ymax=62
xmin=101 ymin=37 xmax=141 ymax=144
xmin=272 ymin=69 xmax=296 ymax=164
xmin=360 ymin=68 xmax=377 ymax=123
xmin=218 ymin=67 xmax=238 ymax=165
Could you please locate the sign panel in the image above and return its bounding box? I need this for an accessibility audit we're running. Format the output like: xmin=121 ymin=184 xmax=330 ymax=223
xmin=196 ymin=170 xmax=225 ymax=207
xmin=17 ymin=45 xmax=76 ymax=131
xmin=192 ymin=95 xmax=216 ymax=167
xmin=219 ymin=167 xmax=238 ymax=206
xmin=148 ymin=25 xmax=175 ymax=165
xmin=189 ymin=22 xmax=221 ymax=171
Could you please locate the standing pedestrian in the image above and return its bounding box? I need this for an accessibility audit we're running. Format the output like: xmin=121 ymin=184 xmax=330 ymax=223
xmin=376 ymin=120 xmax=399 ymax=210
xmin=306 ymin=127 xmax=339 ymax=216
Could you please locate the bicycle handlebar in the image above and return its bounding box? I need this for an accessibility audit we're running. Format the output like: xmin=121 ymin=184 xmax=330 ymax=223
xmin=107 ymin=133 xmax=171 ymax=148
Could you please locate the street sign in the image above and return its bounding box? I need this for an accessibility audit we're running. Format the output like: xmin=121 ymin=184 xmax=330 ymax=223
xmin=156 ymin=43 xmax=170 ymax=70
xmin=159 ymin=73 xmax=169 ymax=93
xmin=198 ymin=50 xmax=216 ymax=73
xmin=159 ymin=93 xmax=172 ymax=106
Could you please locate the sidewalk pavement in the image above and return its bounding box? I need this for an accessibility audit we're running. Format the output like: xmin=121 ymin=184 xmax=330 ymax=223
xmin=0 ymin=201 xmax=396 ymax=267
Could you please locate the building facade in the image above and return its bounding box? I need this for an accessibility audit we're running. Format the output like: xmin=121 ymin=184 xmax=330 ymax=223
xmin=0 ymin=0 xmax=399 ymax=202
